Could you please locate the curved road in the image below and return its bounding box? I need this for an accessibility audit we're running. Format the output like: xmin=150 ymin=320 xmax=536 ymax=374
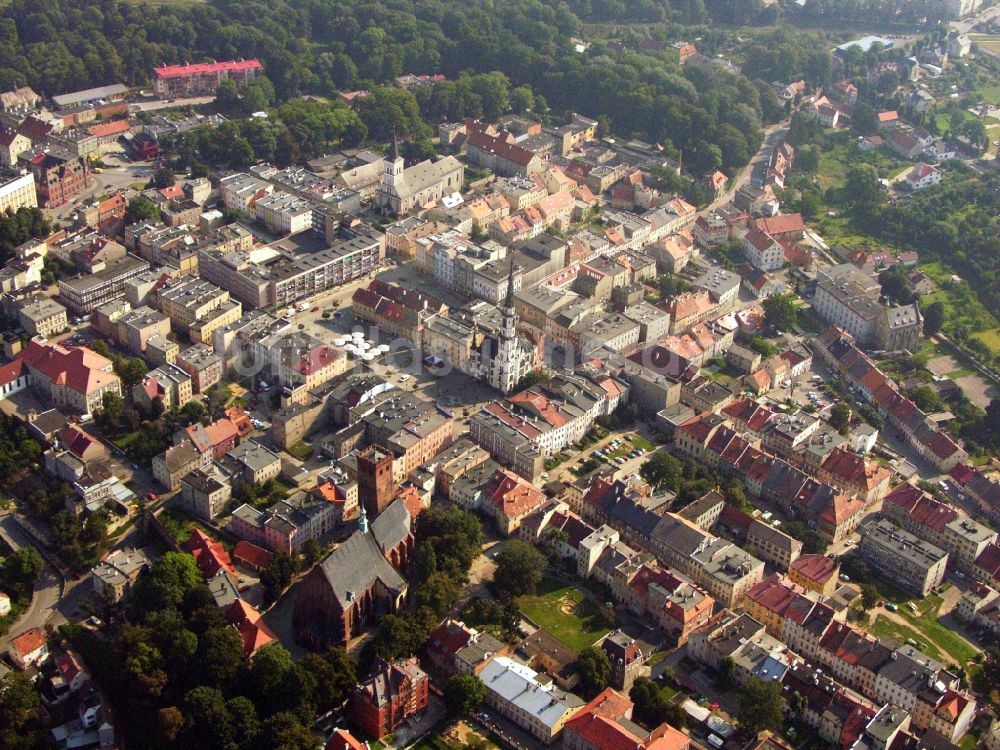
xmin=0 ymin=513 xmax=65 ymax=651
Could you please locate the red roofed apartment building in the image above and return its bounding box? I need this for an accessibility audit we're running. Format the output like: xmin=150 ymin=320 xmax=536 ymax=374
xmin=153 ymin=59 xmax=263 ymax=99
xmin=184 ymin=418 xmax=239 ymax=462
xmin=755 ymin=213 xmax=805 ymax=241
xmin=225 ymin=599 xmax=278 ymax=658
xmin=350 ymin=657 xmax=430 ymax=739
xmin=466 ymin=131 xmax=544 ymax=177
xmin=17 ymin=338 xmax=122 ymax=414
xmin=563 ymin=687 xmax=690 ymax=750
xmin=742 ymin=226 xmax=785 ymax=272
xmin=818 ymin=447 xmax=892 ymax=505
xmin=788 ymin=553 xmax=840 ymax=596
xmin=483 ymin=467 xmax=547 ymax=535
xmin=912 ymin=688 xmax=977 ymax=744
xmin=185 ymin=529 xmax=237 ymax=580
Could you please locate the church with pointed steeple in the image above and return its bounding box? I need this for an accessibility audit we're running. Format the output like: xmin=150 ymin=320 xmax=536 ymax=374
xmin=375 ymin=132 xmax=464 ymax=217
xmin=478 ymin=257 xmax=536 ymax=393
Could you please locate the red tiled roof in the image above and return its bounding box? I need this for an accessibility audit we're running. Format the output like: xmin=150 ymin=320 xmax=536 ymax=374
xmin=185 ymin=529 xmax=236 ymax=579
xmin=98 ymin=194 xmax=125 ymax=215
xmin=55 ymin=651 xmax=83 ymax=682
xmin=87 ymin=119 xmax=130 ymax=138
xmin=486 ymin=469 xmax=545 ymax=520
xmin=822 ymin=494 xmax=865 ymax=525
xmin=60 ymin=425 xmax=101 ymax=459
xmin=467 ymin=131 xmax=537 ymax=167
xmin=975 ymin=543 xmax=1000 ymax=581
xmin=821 ymin=447 xmax=889 ymax=491
xmin=225 ymin=599 xmax=278 ymax=657
xmin=11 ymin=627 xmax=46 ymax=658
xmin=0 ymin=359 xmax=25 ymax=388
xmin=294 ymin=345 xmax=342 ymax=376
xmin=326 ymin=729 xmax=367 ymax=750
xmin=154 ymin=60 xmax=262 ymax=78
xmin=744 ymin=226 xmax=777 ymax=254
xmin=396 ymin=485 xmax=425 ymax=520
xmin=790 ymin=553 xmax=838 ymax=585
xmin=233 ymin=540 xmax=273 ymax=570
xmin=745 ymin=575 xmax=800 ymax=617
xmin=18 ymin=338 xmax=118 ymax=396
xmin=756 ymin=213 xmax=804 ymax=236
xmin=427 ymin=619 xmax=476 ymax=660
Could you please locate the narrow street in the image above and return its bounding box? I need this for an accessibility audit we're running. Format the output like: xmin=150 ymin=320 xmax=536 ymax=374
xmin=700 ymin=120 xmax=790 ymax=218
xmin=0 ymin=513 xmax=64 ymax=651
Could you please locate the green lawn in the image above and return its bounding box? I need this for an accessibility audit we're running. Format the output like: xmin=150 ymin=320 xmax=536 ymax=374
xmin=971 ymin=34 xmax=1000 ymax=55
xmin=972 ymin=328 xmax=1000 ymax=355
xmin=870 ymin=616 xmax=942 ymax=660
xmin=816 ymin=133 xmax=915 ymax=192
xmin=159 ymin=507 xmax=230 ymax=549
xmin=646 ymin=650 xmax=670 ymax=667
xmin=287 ymin=441 xmax=312 ymax=460
xmin=518 ymin=577 xmax=612 ymax=652
xmin=410 ymin=724 xmax=501 ymax=750
xmin=874 ymin=592 xmax=979 ymax=665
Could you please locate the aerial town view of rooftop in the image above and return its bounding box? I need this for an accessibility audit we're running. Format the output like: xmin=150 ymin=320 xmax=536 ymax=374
xmin=1 ymin=0 xmax=1000 ymax=749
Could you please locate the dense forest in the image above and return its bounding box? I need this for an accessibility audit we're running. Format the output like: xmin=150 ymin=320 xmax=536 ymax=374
xmin=863 ymin=172 xmax=1000 ymax=325
xmin=0 ymin=0 xmax=778 ymax=174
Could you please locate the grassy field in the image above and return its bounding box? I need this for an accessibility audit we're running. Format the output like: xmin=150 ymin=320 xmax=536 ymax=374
xmin=875 ymin=591 xmax=979 ymax=665
xmin=971 ymin=34 xmax=1000 ymax=55
xmin=816 ymin=134 xmax=914 ymax=192
xmin=287 ymin=441 xmax=312 ymax=460
xmin=932 ymin=108 xmax=992 ymax=134
xmin=972 ymin=327 xmax=1000 ymax=354
xmin=518 ymin=577 xmax=612 ymax=652
xmin=159 ymin=507 xmax=230 ymax=549
xmin=870 ymin=616 xmax=943 ymax=660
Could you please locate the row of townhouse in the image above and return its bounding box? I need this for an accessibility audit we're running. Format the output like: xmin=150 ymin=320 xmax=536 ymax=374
xmin=880 ymin=481 xmax=996 ymax=573
xmin=812 ymin=327 xmax=967 ymax=472
xmin=579 ymin=476 xmax=765 ymax=608
xmin=515 ymin=496 xmax=717 ymax=646
xmin=469 ymin=370 xmax=627 ymax=482
xmin=688 ymin=607 xmax=977 ymax=744
xmin=674 ymin=413 xmax=868 ymax=543
xmin=720 ymin=395 xmax=891 ymax=503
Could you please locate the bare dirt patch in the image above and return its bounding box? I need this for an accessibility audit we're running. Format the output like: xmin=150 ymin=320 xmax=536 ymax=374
xmin=927 ymin=355 xmax=960 ymax=376
xmin=954 ymin=374 xmax=996 ymax=408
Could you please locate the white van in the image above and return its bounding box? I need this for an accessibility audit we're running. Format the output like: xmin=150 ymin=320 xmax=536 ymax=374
xmin=708 ymin=735 xmax=724 ymax=749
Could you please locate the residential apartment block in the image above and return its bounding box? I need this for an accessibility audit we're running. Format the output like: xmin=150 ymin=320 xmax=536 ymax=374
xmin=18 ymin=338 xmax=122 ymax=414
xmin=0 ymin=171 xmax=37 ymax=213
xmin=860 ymin=519 xmax=948 ymax=597
xmin=153 ymin=59 xmax=263 ymax=99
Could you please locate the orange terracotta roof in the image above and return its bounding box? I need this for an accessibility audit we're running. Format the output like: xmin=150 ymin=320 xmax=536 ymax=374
xmin=185 ymin=529 xmax=236 ymax=579
xmin=326 ymin=729 xmax=367 ymax=750
xmin=87 ymin=119 xmax=130 ymax=138
xmin=11 ymin=627 xmax=46 ymax=657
